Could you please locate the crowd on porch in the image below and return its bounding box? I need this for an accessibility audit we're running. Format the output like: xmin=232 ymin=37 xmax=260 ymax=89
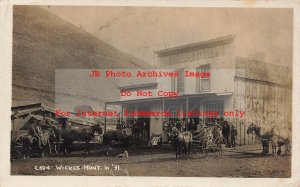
xmin=114 ymin=117 xmax=238 ymax=148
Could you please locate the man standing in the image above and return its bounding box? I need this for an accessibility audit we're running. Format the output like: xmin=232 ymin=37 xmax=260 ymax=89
xmin=44 ymin=114 xmax=55 ymax=128
xmin=142 ymin=121 xmax=149 ymax=143
xmin=188 ymin=118 xmax=196 ymax=131
xmin=28 ymin=119 xmax=42 ymax=148
xmin=231 ymin=125 xmax=237 ymax=149
xmin=197 ymin=119 xmax=204 ymax=132
xmin=222 ymin=121 xmax=230 ymax=147
xmin=175 ymin=119 xmax=182 ymax=132
xmin=116 ymin=119 xmax=121 ymax=130
xmin=122 ymin=121 xmax=127 ymax=129
xmin=212 ymin=119 xmax=221 ymax=139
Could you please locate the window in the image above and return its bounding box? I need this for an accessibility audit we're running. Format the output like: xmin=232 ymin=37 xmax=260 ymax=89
xmin=167 ymin=104 xmax=183 ymax=124
xmin=125 ymin=106 xmax=134 ymax=123
xmin=204 ymin=102 xmax=224 ymax=123
xmin=197 ymin=65 xmax=210 ymax=92
xmin=172 ymin=69 xmax=185 ymax=94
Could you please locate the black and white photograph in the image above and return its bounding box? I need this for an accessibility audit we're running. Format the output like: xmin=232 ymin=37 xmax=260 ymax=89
xmin=1 ymin=1 xmax=300 ymax=186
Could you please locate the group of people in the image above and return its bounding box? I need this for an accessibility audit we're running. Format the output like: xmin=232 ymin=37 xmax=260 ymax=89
xmin=115 ymin=119 xmax=150 ymax=143
xmin=113 ymin=118 xmax=239 ymax=148
xmin=221 ymin=120 xmax=238 ymax=149
xmin=116 ymin=119 xmax=148 ymax=130
xmin=163 ymin=118 xmax=238 ymax=148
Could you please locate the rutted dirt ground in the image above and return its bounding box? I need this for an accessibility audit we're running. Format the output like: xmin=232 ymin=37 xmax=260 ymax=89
xmin=11 ymin=144 xmax=290 ymax=177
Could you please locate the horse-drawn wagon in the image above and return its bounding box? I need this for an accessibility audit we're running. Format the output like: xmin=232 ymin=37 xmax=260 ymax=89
xmin=191 ymin=126 xmax=227 ymax=158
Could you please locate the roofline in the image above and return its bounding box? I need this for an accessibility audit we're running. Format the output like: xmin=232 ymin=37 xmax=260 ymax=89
xmin=73 ymin=105 xmax=94 ymax=112
xmin=154 ymin=35 xmax=235 ymax=57
xmin=11 ymin=103 xmax=101 ymax=126
xmin=68 ymin=118 xmax=100 ymax=125
xmin=11 ymin=106 xmax=55 ymax=119
xmin=11 ymin=103 xmax=42 ymax=111
xmin=105 ymin=92 xmax=232 ymax=105
xmin=234 ymin=76 xmax=291 ymax=87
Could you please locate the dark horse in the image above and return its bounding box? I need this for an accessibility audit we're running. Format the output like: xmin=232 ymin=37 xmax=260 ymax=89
xmin=131 ymin=124 xmax=142 ymax=145
xmin=15 ymin=128 xmax=57 ymax=159
xmin=246 ymin=123 xmax=270 ymax=154
xmin=61 ymin=124 xmax=103 ymax=155
xmin=168 ymin=130 xmax=193 ymax=161
xmin=102 ymin=129 xmax=134 ymax=156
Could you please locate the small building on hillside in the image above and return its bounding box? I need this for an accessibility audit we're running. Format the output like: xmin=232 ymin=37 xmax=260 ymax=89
xmin=11 ymin=103 xmax=100 ymax=140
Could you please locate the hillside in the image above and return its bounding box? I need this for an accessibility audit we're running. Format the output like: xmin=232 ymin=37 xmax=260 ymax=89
xmin=12 ymin=6 xmax=151 ymax=110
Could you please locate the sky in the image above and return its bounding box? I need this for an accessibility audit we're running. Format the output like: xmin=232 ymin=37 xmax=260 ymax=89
xmin=43 ymin=6 xmax=293 ymax=66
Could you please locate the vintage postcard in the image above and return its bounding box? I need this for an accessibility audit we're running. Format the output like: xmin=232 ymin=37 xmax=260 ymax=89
xmin=1 ymin=0 xmax=300 ymax=187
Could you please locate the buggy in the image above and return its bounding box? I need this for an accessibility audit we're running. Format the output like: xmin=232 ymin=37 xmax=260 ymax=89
xmin=191 ymin=126 xmax=227 ymax=158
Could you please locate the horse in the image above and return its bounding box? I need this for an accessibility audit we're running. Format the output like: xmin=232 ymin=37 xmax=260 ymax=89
xmin=16 ymin=128 xmax=56 ymax=159
xmin=168 ymin=130 xmax=193 ymax=161
xmin=246 ymin=124 xmax=271 ymax=154
xmin=179 ymin=131 xmax=193 ymax=159
xmin=102 ymin=129 xmax=134 ymax=156
xmin=61 ymin=124 xmax=103 ymax=155
xmin=246 ymin=123 xmax=291 ymax=156
xmin=269 ymin=126 xmax=291 ymax=155
xmin=131 ymin=123 xmax=142 ymax=145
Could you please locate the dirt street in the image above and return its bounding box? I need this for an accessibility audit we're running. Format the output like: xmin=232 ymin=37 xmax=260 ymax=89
xmin=11 ymin=144 xmax=290 ymax=177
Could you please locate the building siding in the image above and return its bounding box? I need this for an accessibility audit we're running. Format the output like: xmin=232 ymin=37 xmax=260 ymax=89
xmin=114 ymin=36 xmax=292 ymax=145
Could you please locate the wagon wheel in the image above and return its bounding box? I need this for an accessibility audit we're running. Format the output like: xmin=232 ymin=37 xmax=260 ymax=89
xmin=214 ymin=137 xmax=227 ymax=156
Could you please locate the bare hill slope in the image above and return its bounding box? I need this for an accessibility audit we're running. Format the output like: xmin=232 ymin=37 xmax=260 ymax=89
xmin=12 ymin=6 xmax=151 ymax=109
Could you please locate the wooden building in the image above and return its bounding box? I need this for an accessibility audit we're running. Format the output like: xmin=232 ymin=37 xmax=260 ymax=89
xmin=106 ymin=35 xmax=292 ymax=145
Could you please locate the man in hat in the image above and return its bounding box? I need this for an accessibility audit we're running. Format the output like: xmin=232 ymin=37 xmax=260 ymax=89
xmin=188 ymin=118 xmax=196 ymax=131
xmin=141 ymin=121 xmax=149 ymax=143
xmin=222 ymin=120 xmax=230 ymax=147
xmin=44 ymin=114 xmax=57 ymax=130
xmin=197 ymin=119 xmax=206 ymax=131
xmin=28 ymin=119 xmax=43 ymax=148
xmin=212 ymin=119 xmax=222 ymax=139
xmin=116 ymin=119 xmax=121 ymax=130
xmin=231 ymin=125 xmax=237 ymax=149
xmin=175 ymin=119 xmax=182 ymax=132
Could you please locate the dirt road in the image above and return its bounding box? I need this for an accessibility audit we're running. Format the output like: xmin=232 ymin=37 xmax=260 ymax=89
xmin=11 ymin=144 xmax=290 ymax=177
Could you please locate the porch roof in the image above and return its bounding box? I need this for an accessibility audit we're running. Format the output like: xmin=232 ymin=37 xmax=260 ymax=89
xmin=105 ymin=92 xmax=232 ymax=105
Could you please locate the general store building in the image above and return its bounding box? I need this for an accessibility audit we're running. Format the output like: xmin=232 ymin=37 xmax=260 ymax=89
xmin=106 ymin=35 xmax=292 ymax=145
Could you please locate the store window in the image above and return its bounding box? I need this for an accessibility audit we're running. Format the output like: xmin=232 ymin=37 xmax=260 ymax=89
xmin=203 ymin=102 xmax=224 ymax=123
xmin=197 ymin=65 xmax=210 ymax=92
xmin=172 ymin=68 xmax=185 ymax=94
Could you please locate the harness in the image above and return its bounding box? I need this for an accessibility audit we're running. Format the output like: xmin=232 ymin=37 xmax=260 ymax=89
xmin=177 ymin=132 xmax=193 ymax=143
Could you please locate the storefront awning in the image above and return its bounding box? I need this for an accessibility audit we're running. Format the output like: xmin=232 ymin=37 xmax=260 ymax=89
xmin=105 ymin=92 xmax=233 ymax=105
